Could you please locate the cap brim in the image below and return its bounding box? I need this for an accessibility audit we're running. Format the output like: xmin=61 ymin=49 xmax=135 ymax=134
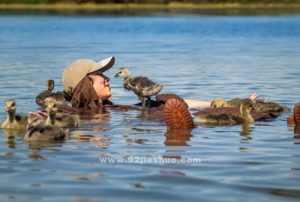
xmin=89 ymin=56 xmax=115 ymax=74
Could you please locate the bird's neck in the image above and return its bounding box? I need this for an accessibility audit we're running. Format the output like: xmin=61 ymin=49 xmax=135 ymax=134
xmin=123 ymin=76 xmax=131 ymax=82
xmin=47 ymin=112 xmax=56 ymax=126
xmin=240 ymin=106 xmax=254 ymax=123
xmin=8 ymin=110 xmax=15 ymax=123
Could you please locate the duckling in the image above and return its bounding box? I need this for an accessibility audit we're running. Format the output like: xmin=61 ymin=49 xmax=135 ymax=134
xmin=45 ymin=97 xmax=79 ymax=128
xmin=210 ymin=98 xmax=242 ymax=108
xmin=24 ymin=113 xmax=68 ymax=142
xmin=210 ymin=98 xmax=227 ymax=108
xmin=1 ymin=99 xmax=27 ymax=130
xmin=211 ymin=97 xmax=288 ymax=117
xmin=25 ymin=112 xmax=48 ymax=131
xmin=115 ymin=67 xmax=163 ymax=107
xmin=253 ymin=99 xmax=289 ymax=117
xmin=36 ymin=79 xmax=68 ymax=108
xmin=194 ymin=99 xmax=255 ymax=125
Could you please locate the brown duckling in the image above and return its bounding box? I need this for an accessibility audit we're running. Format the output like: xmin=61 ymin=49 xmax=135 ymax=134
xmin=194 ymin=99 xmax=255 ymax=125
xmin=1 ymin=99 xmax=27 ymax=130
xmin=24 ymin=113 xmax=68 ymax=142
xmin=211 ymin=97 xmax=288 ymax=117
xmin=45 ymin=97 xmax=79 ymax=128
xmin=27 ymin=112 xmax=45 ymax=128
xmin=36 ymin=79 xmax=68 ymax=108
xmin=210 ymin=97 xmax=242 ymax=108
xmin=115 ymin=67 xmax=163 ymax=107
xmin=210 ymin=98 xmax=227 ymax=108
xmin=253 ymin=99 xmax=289 ymax=117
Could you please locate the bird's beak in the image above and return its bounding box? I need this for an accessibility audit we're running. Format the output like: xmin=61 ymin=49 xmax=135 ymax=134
xmin=114 ymin=73 xmax=119 ymax=77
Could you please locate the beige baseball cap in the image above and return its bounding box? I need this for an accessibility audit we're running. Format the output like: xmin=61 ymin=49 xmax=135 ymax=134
xmin=62 ymin=56 xmax=115 ymax=93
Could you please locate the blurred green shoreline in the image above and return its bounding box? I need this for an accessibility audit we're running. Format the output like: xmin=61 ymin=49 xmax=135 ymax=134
xmin=1 ymin=2 xmax=300 ymax=10
xmin=1 ymin=2 xmax=300 ymax=15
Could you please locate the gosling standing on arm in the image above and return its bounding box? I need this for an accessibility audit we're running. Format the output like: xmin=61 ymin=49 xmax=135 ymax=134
xmin=115 ymin=67 xmax=163 ymax=107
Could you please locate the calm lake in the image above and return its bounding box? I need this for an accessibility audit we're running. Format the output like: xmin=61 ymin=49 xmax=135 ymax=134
xmin=0 ymin=11 xmax=300 ymax=202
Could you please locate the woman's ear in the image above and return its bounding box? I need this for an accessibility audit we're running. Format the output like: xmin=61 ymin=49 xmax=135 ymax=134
xmin=87 ymin=75 xmax=95 ymax=85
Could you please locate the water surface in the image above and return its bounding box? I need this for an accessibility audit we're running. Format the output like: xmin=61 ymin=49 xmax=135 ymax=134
xmin=0 ymin=13 xmax=300 ymax=202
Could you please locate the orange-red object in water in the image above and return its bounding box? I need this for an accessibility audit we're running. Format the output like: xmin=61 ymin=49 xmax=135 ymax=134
xmin=164 ymin=99 xmax=195 ymax=130
xmin=287 ymin=115 xmax=295 ymax=125
xmin=294 ymin=102 xmax=300 ymax=126
xmin=294 ymin=126 xmax=300 ymax=139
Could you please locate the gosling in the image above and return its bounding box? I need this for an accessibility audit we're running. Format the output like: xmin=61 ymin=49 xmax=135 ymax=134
xmin=194 ymin=99 xmax=254 ymax=125
xmin=115 ymin=67 xmax=163 ymax=107
xmin=1 ymin=99 xmax=27 ymax=130
xmin=24 ymin=113 xmax=68 ymax=142
xmin=36 ymin=79 xmax=68 ymax=108
xmin=45 ymin=97 xmax=79 ymax=128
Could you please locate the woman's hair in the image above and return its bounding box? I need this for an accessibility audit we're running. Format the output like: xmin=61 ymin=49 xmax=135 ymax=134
xmin=69 ymin=76 xmax=112 ymax=112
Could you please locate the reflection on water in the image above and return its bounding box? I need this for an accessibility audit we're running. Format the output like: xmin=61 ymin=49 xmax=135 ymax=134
xmin=240 ymin=123 xmax=253 ymax=136
xmin=164 ymin=129 xmax=192 ymax=146
xmin=0 ymin=13 xmax=300 ymax=201
xmin=294 ymin=126 xmax=300 ymax=138
xmin=2 ymin=128 xmax=25 ymax=149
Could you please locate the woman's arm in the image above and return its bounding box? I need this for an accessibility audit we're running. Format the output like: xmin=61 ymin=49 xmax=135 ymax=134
xmin=184 ymin=99 xmax=211 ymax=109
xmin=184 ymin=93 xmax=259 ymax=109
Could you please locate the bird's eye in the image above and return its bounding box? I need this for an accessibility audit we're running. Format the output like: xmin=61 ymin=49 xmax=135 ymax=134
xmin=53 ymin=104 xmax=56 ymax=108
xmin=11 ymin=102 xmax=15 ymax=107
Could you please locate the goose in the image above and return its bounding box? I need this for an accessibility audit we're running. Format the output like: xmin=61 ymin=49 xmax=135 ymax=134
xmin=24 ymin=114 xmax=68 ymax=142
xmin=211 ymin=97 xmax=288 ymax=117
xmin=36 ymin=79 xmax=68 ymax=108
xmin=27 ymin=112 xmax=45 ymax=128
xmin=194 ymin=99 xmax=255 ymax=125
xmin=253 ymin=99 xmax=289 ymax=117
xmin=1 ymin=99 xmax=27 ymax=130
xmin=210 ymin=98 xmax=242 ymax=108
xmin=115 ymin=67 xmax=163 ymax=107
xmin=45 ymin=97 xmax=79 ymax=128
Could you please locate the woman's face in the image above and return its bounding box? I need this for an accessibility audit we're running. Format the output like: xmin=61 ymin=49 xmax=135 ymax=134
xmin=88 ymin=72 xmax=111 ymax=101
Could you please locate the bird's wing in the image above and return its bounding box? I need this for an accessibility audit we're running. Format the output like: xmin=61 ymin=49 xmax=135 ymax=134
xmin=131 ymin=76 xmax=156 ymax=88
xmin=15 ymin=114 xmax=28 ymax=125
xmin=123 ymin=82 xmax=131 ymax=91
xmin=142 ymin=84 xmax=163 ymax=97
xmin=130 ymin=76 xmax=163 ymax=97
